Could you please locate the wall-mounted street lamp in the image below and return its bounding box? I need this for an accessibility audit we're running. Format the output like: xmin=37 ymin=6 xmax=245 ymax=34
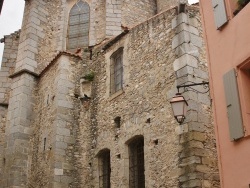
xmin=170 ymin=81 xmax=209 ymax=124
xmin=170 ymin=93 xmax=188 ymax=124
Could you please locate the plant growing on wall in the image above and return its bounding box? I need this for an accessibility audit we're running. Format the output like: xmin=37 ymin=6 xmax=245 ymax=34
xmin=238 ymin=0 xmax=250 ymax=7
xmin=82 ymin=71 xmax=95 ymax=81
xmin=234 ymin=0 xmax=250 ymax=15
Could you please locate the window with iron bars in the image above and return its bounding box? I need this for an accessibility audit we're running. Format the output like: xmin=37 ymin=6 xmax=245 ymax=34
xmin=129 ymin=136 xmax=145 ymax=188
xmin=98 ymin=150 xmax=111 ymax=188
xmin=110 ymin=48 xmax=123 ymax=94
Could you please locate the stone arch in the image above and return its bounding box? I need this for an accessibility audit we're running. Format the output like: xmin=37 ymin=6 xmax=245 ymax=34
xmin=67 ymin=0 xmax=90 ymax=50
xmin=96 ymin=148 xmax=110 ymax=156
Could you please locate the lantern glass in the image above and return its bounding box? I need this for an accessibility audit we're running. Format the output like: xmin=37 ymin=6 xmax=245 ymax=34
xmin=170 ymin=94 xmax=188 ymax=124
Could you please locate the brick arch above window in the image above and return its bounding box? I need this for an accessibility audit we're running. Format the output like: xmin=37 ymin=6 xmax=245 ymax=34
xmin=67 ymin=0 xmax=90 ymax=50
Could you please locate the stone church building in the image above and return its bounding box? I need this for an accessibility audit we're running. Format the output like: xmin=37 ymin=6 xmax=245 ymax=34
xmin=0 ymin=0 xmax=220 ymax=187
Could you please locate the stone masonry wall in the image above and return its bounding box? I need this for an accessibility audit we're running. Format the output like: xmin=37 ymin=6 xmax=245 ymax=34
xmin=157 ymin=0 xmax=179 ymax=13
xmin=168 ymin=6 xmax=220 ymax=187
xmin=0 ymin=30 xmax=20 ymax=187
xmin=28 ymin=54 xmax=83 ymax=188
xmin=79 ymin=6 xmax=219 ymax=188
xmin=28 ymin=59 xmax=60 ymax=188
xmin=0 ymin=31 xmax=20 ymax=104
xmin=15 ymin=0 xmax=65 ymax=74
xmin=15 ymin=0 xmax=46 ymax=73
xmin=0 ymin=1 xmax=220 ymax=187
xmin=36 ymin=0 xmax=64 ymax=72
xmin=88 ymin=8 xmax=182 ymax=187
xmin=3 ymin=72 xmax=37 ymax=187
xmin=2 ymin=0 xmax=65 ymax=186
xmin=91 ymin=0 xmax=106 ymax=45
xmin=64 ymin=0 xmax=162 ymax=47
xmin=105 ymin=0 xmax=122 ymax=37
xmin=121 ymin=0 xmax=157 ymax=28
xmin=0 ymin=105 xmax=7 ymax=187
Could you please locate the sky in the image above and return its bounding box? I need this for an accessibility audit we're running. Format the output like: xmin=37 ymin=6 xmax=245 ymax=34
xmin=0 ymin=0 xmax=25 ymax=67
xmin=0 ymin=0 xmax=199 ymax=67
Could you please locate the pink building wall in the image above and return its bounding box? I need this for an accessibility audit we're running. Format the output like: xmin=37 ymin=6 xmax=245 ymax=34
xmin=199 ymin=1 xmax=250 ymax=188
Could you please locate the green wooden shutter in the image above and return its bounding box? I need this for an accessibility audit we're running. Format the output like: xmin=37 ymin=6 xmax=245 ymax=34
xmin=223 ymin=69 xmax=244 ymax=141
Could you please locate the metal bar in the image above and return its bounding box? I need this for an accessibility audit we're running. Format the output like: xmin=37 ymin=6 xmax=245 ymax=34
xmin=177 ymin=82 xmax=209 ymax=93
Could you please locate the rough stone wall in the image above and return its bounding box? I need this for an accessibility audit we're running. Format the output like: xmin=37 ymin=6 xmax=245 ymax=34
xmin=157 ymin=0 xmax=178 ymax=13
xmin=0 ymin=105 xmax=7 ymax=187
xmin=15 ymin=0 xmax=65 ymax=73
xmin=121 ymin=0 xmax=157 ymax=28
xmin=28 ymin=60 xmax=60 ymax=188
xmin=78 ymin=6 xmax=219 ymax=188
xmin=0 ymin=31 xmax=20 ymax=104
xmin=36 ymin=0 xmax=64 ymax=72
xmin=0 ymin=1 xmax=220 ymax=187
xmin=88 ymin=9 xmax=182 ymax=188
xmin=0 ymin=30 xmax=20 ymax=187
xmin=27 ymin=54 xmax=83 ymax=188
xmin=91 ymin=0 xmax=106 ymax=44
xmin=1 ymin=0 xmax=73 ymax=184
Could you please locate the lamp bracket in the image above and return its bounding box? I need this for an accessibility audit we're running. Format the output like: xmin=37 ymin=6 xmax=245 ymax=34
xmin=177 ymin=81 xmax=209 ymax=94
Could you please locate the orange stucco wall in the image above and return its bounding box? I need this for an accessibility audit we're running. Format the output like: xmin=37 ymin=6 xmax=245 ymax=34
xmin=199 ymin=1 xmax=250 ymax=188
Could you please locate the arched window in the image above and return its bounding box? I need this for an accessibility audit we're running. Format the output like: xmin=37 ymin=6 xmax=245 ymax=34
xmin=68 ymin=0 xmax=90 ymax=50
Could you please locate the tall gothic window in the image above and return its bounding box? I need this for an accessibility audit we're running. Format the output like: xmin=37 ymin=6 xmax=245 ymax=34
xmin=68 ymin=0 xmax=90 ymax=50
xmin=129 ymin=136 xmax=145 ymax=188
xmin=98 ymin=149 xmax=111 ymax=188
xmin=110 ymin=48 xmax=123 ymax=94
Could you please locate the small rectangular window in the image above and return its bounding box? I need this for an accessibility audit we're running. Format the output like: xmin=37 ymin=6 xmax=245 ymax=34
xmin=99 ymin=150 xmax=111 ymax=188
xmin=129 ymin=137 xmax=145 ymax=188
xmin=110 ymin=48 xmax=123 ymax=94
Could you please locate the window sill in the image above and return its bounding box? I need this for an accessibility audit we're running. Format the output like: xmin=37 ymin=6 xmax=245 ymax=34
xmin=109 ymin=89 xmax=124 ymax=101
